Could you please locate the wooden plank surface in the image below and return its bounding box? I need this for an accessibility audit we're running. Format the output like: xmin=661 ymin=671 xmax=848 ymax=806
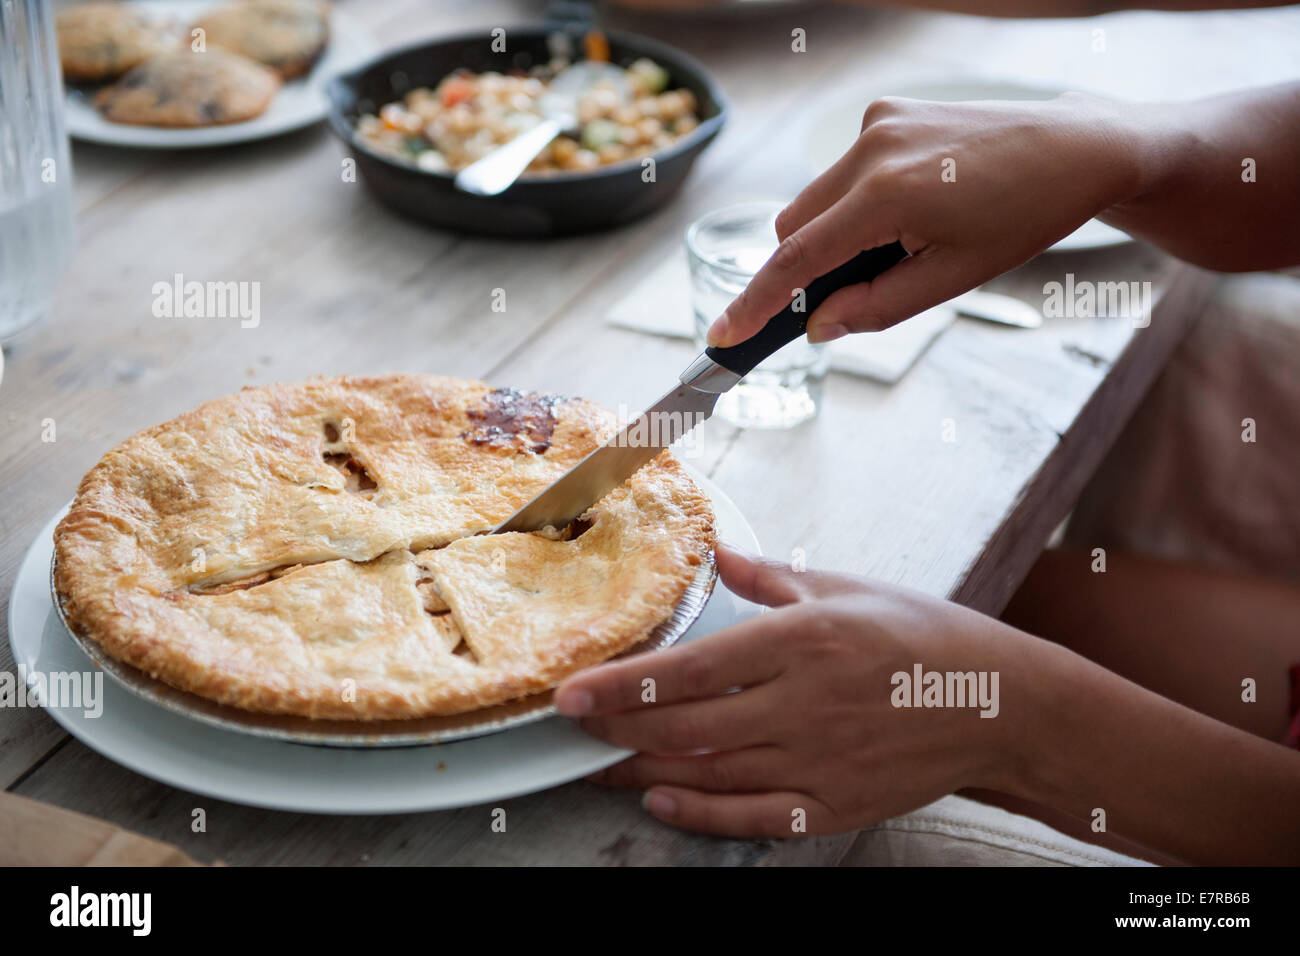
xmin=0 ymin=0 xmax=1286 ymax=863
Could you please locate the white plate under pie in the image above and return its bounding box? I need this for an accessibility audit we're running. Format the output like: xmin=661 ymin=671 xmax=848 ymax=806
xmin=802 ymin=77 xmax=1133 ymax=254
xmin=8 ymin=468 xmax=761 ymax=814
xmin=64 ymin=2 xmax=377 ymax=150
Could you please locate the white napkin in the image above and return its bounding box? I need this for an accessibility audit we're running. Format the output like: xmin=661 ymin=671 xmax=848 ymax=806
xmin=606 ymin=251 xmax=954 ymax=384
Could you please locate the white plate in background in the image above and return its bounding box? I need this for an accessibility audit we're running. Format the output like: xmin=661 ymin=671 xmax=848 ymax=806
xmin=803 ymin=78 xmax=1132 ymax=254
xmin=8 ymin=468 xmax=760 ymax=814
xmin=64 ymin=2 xmax=375 ymax=149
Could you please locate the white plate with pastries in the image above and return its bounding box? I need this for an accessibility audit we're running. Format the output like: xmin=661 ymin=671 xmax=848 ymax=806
xmin=62 ymin=1 xmax=376 ymax=149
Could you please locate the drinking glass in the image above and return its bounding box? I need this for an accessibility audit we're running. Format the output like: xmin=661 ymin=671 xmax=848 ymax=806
xmin=1 ymin=0 xmax=76 ymax=341
xmin=686 ymin=201 xmax=826 ymax=429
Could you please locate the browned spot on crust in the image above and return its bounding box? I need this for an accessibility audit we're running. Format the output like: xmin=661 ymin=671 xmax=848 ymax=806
xmin=461 ymin=388 xmax=562 ymax=455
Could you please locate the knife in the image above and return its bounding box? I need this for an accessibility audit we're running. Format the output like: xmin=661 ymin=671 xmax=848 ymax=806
xmin=952 ymin=290 xmax=1042 ymax=329
xmin=493 ymin=241 xmax=909 ymax=534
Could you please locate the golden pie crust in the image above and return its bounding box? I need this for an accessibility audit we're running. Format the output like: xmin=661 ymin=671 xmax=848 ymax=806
xmin=53 ymin=375 xmax=714 ymax=719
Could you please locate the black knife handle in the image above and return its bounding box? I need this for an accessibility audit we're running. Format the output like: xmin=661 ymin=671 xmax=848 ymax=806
xmin=704 ymin=241 xmax=908 ymax=378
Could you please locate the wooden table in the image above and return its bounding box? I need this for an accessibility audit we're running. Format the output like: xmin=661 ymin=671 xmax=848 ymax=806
xmin=4 ymin=0 xmax=1295 ymax=865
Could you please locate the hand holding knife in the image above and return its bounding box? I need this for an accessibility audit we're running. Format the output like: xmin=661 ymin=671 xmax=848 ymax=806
xmin=494 ymin=241 xmax=909 ymax=535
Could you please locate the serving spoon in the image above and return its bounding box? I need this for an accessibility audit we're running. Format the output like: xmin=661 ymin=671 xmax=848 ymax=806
xmin=453 ymin=62 xmax=628 ymax=196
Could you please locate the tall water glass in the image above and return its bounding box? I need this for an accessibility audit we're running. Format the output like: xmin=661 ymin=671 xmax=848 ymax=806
xmin=1 ymin=0 xmax=76 ymax=341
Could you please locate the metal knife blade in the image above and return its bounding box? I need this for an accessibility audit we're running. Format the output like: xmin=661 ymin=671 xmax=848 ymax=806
xmin=492 ymin=365 xmax=730 ymax=535
xmin=953 ymin=290 xmax=1042 ymax=329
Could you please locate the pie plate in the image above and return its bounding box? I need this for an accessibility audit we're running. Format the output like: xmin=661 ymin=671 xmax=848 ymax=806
xmin=8 ymin=467 xmax=761 ymax=813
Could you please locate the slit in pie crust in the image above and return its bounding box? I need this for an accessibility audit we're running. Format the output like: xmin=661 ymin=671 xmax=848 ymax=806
xmin=53 ymin=375 xmax=715 ymax=719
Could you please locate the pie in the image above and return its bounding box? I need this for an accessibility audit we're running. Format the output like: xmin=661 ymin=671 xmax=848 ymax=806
xmin=194 ymin=0 xmax=331 ymax=80
xmin=94 ymin=50 xmax=281 ymax=128
xmin=53 ymin=375 xmax=714 ymax=719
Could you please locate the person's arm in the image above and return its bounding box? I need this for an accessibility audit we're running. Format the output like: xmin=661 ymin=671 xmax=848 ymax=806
xmin=556 ymin=547 xmax=1300 ymax=863
xmin=1099 ymin=83 xmax=1300 ymax=271
xmin=707 ymin=84 xmax=1300 ymax=348
xmin=1014 ymin=633 xmax=1300 ymax=865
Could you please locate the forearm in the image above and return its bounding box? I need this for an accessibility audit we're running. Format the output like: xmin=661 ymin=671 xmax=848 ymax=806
xmin=1006 ymin=637 xmax=1300 ymax=864
xmin=1102 ymin=83 xmax=1300 ymax=270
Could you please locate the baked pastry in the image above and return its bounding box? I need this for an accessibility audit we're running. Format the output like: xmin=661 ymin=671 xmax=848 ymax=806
xmin=53 ymin=375 xmax=714 ymax=719
xmin=93 ymin=49 xmax=280 ymax=127
xmin=56 ymin=2 xmax=174 ymax=83
xmin=193 ymin=0 xmax=330 ymax=80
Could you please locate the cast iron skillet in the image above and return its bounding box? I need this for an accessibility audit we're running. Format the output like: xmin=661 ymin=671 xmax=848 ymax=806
xmin=325 ymin=25 xmax=729 ymax=236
